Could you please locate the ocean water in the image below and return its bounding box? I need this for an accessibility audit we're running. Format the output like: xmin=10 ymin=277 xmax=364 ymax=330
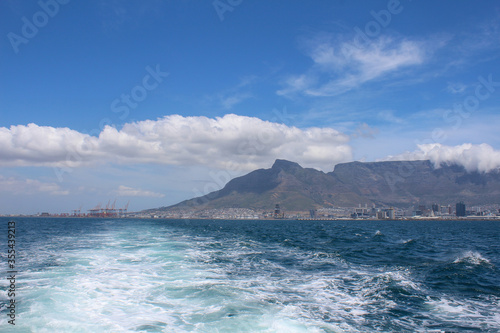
xmin=1 ymin=218 xmax=499 ymax=332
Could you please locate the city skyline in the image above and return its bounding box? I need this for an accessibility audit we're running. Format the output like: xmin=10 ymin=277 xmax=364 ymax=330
xmin=1 ymin=1 xmax=500 ymax=214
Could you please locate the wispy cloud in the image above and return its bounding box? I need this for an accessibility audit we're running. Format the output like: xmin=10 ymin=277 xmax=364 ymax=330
xmin=0 ymin=176 xmax=69 ymax=195
xmin=446 ymin=81 xmax=467 ymax=94
xmin=209 ymin=76 xmax=257 ymax=110
xmin=0 ymin=114 xmax=353 ymax=172
xmin=377 ymin=110 xmax=406 ymax=124
xmin=278 ymin=36 xmax=427 ymax=97
xmin=114 ymin=185 xmax=164 ymax=198
xmin=98 ymin=0 xmax=166 ymax=32
xmin=457 ymin=15 xmax=500 ymax=57
xmin=220 ymin=92 xmax=252 ymax=110
xmin=430 ymin=17 xmax=500 ymax=72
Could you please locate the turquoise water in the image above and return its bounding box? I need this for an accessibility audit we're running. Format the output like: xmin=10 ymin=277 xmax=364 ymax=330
xmin=1 ymin=218 xmax=499 ymax=332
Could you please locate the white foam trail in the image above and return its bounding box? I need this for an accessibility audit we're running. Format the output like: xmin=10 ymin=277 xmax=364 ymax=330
xmin=1 ymin=220 xmax=499 ymax=332
xmin=425 ymin=297 xmax=500 ymax=330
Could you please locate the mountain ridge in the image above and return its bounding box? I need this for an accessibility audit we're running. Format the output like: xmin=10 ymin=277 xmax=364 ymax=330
xmin=151 ymin=159 xmax=500 ymax=212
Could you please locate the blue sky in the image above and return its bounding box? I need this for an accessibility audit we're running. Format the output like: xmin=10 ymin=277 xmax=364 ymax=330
xmin=1 ymin=0 xmax=500 ymax=214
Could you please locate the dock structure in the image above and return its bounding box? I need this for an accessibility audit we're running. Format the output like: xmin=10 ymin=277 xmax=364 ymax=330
xmin=86 ymin=201 xmax=129 ymax=218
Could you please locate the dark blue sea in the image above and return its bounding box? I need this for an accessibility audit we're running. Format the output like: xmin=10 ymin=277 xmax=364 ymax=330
xmin=1 ymin=218 xmax=499 ymax=332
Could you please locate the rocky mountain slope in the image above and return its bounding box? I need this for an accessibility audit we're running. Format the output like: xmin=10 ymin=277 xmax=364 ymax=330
xmin=153 ymin=159 xmax=500 ymax=211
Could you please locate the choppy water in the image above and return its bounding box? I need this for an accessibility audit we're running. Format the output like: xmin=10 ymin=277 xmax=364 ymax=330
xmin=1 ymin=218 xmax=499 ymax=332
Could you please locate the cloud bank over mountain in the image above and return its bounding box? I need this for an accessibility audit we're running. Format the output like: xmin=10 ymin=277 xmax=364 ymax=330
xmin=385 ymin=143 xmax=500 ymax=173
xmin=3 ymin=114 xmax=500 ymax=175
xmin=0 ymin=114 xmax=352 ymax=172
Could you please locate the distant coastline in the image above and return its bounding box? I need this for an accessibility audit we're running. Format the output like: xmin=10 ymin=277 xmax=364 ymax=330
xmin=2 ymin=215 xmax=500 ymax=222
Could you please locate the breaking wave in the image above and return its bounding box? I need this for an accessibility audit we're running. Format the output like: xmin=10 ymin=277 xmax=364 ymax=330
xmin=453 ymin=251 xmax=492 ymax=266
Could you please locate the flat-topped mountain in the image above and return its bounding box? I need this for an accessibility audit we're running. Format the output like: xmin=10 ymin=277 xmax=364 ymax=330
xmin=152 ymin=159 xmax=500 ymax=211
xmin=330 ymin=160 xmax=500 ymax=206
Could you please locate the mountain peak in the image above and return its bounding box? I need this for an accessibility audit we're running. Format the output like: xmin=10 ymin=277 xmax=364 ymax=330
xmin=271 ymin=159 xmax=302 ymax=171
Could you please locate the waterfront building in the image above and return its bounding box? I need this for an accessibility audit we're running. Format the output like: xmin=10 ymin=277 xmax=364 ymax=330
xmin=456 ymin=202 xmax=466 ymax=217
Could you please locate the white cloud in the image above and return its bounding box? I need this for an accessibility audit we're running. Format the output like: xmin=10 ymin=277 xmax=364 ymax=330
xmin=385 ymin=143 xmax=500 ymax=173
xmin=115 ymin=185 xmax=165 ymax=198
xmin=0 ymin=124 xmax=100 ymax=167
xmin=278 ymin=36 xmax=426 ymax=97
xmin=0 ymin=175 xmax=69 ymax=195
xmin=0 ymin=114 xmax=352 ymax=172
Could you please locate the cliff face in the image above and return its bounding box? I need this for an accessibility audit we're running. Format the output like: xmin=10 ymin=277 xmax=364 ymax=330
xmin=156 ymin=159 xmax=500 ymax=211
xmin=331 ymin=160 xmax=500 ymax=206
